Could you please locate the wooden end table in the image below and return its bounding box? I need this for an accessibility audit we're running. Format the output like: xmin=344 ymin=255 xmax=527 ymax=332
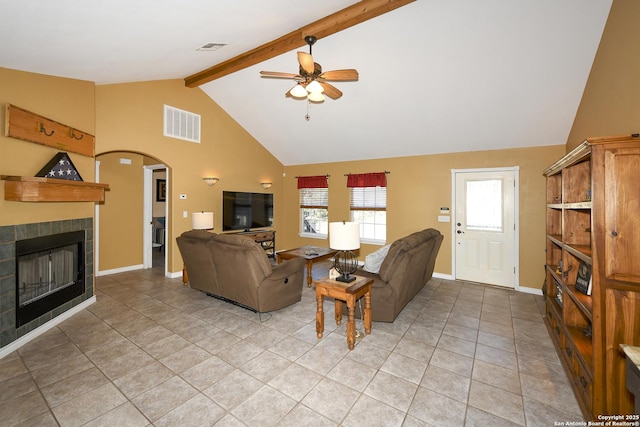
xmin=314 ymin=275 xmax=373 ymax=350
xmin=277 ymin=246 xmax=338 ymax=287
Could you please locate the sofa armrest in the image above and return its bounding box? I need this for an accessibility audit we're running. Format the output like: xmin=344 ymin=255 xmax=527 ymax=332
xmin=270 ymin=258 xmax=306 ymax=279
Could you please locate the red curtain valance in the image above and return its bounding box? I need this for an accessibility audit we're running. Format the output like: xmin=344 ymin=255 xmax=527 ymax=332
xmin=297 ymin=175 xmax=328 ymax=189
xmin=346 ymin=172 xmax=387 ymax=188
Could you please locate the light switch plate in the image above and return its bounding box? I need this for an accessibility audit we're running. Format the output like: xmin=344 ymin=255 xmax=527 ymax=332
xmin=438 ymin=215 xmax=450 ymax=222
xmin=183 ymin=211 xmax=188 ymax=218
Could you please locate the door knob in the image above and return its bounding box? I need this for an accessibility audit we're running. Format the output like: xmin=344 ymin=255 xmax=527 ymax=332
xmin=457 ymin=230 xmax=464 ymax=234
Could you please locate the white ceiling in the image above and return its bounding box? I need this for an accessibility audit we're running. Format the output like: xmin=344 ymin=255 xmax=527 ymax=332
xmin=0 ymin=0 xmax=612 ymax=165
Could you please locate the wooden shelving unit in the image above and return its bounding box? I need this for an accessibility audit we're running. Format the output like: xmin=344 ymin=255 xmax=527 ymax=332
xmin=1 ymin=176 xmax=108 ymax=202
xmin=543 ymin=135 xmax=640 ymax=419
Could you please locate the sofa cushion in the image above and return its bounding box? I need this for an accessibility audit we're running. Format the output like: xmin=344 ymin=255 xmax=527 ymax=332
xmin=379 ymin=229 xmax=439 ymax=282
xmin=363 ymin=244 xmax=391 ymax=274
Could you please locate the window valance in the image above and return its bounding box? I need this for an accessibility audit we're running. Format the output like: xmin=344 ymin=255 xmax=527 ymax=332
xmin=297 ymin=175 xmax=328 ymax=189
xmin=346 ymin=172 xmax=387 ymax=188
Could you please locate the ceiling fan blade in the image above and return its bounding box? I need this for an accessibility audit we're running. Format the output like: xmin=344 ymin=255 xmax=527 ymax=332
xmin=260 ymin=71 xmax=300 ymax=79
xmin=320 ymin=82 xmax=343 ymax=100
xmin=297 ymin=52 xmax=315 ymax=74
xmin=318 ymin=69 xmax=359 ymax=81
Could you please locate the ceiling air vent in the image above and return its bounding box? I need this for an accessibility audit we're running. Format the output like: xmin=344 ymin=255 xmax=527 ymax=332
xmin=163 ymin=105 xmax=201 ymax=143
xmin=196 ymin=43 xmax=227 ymax=51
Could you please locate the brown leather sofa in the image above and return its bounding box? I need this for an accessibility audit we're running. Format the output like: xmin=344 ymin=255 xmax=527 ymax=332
xmin=352 ymin=228 xmax=443 ymax=322
xmin=176 ymin=230 xmax=305 ymax=313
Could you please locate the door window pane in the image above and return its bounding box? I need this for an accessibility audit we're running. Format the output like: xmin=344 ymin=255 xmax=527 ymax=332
xmin=466 ymin=179 xmax=502 ymax=231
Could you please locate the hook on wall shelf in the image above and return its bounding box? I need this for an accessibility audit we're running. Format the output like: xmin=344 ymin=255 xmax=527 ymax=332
xmin=39 ymin=123 xmax=54 ymax=137
xmin=69 ymin=129 xmax=84 ymax=140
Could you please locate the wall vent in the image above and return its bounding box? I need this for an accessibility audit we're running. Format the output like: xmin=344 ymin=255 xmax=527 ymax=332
xmin=163 ymin=105 xmax=201 ymax=143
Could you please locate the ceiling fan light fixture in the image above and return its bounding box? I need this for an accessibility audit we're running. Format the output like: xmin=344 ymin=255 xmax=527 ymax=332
xmin=289 ymin=84 xmax=308 ymax=98
xmin=308 ymin=91 xmax=325 ymax=103
xmin=306 ymin=80 xmax=324 ymax=94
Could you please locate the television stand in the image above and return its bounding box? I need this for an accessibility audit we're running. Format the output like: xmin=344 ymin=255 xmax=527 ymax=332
xmin=236 ymin=230 xmax=276 ymax=259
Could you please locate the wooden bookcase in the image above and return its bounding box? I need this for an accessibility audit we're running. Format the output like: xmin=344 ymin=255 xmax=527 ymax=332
xmin=543 ymin=135 xmax=640 ymax=419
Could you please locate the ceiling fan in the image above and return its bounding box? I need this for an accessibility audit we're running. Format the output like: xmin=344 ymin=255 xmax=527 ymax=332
xmin=260 ymin=35 xmax=359 ymax=103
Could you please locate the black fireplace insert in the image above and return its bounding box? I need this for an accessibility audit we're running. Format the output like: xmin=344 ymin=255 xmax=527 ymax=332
xmin=15 ymin=230 xmax=85 ymax=327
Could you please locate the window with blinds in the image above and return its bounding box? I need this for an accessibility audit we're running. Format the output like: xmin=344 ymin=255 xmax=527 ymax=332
xmin=350 ymin=186 xmax=387 ymax=244
xmin=300 ymin=188 xmax=328 ymax=237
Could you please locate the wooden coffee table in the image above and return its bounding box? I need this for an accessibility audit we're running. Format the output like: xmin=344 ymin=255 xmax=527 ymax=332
xmin=314 ymin=275 xmax=373 ymax=350
xmin=277 ymin=246 xmax=338 ymax=287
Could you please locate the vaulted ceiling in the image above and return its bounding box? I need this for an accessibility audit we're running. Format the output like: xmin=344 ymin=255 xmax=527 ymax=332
xmin=0 ymin=0 xmax=612 ymax=165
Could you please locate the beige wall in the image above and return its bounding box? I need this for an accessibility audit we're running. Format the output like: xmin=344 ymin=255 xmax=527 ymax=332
xmin=567 ymin=0 xmax=640 ymax=151
xmin=96 ymin=152 xmax=145 ymax=270
xmin=95 ymin=79 xmax=285 ymax=274
xmin=282 ymin=144 xmax=565 ymax=291
xmin=0 ymin=67 xmax=96 ymax=226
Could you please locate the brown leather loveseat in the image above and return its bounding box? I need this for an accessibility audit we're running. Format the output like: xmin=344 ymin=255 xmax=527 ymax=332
xmin=177 ymin=230 xmax=305 ymax=313
xmin=353 ymin=228 xmax=443 ymax=322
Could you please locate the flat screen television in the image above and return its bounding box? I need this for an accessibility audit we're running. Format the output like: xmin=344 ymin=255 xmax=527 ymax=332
xmin=222 ymin=191 xmax=274 ymax=231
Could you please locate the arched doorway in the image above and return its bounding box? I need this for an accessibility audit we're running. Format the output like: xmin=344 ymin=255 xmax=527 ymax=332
xmin=95 ymin=151 xmax=170 ymax=277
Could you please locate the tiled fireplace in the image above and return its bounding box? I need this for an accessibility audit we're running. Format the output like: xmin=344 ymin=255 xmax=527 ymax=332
xmin=0 ymin=218 xmax=94 ymax=348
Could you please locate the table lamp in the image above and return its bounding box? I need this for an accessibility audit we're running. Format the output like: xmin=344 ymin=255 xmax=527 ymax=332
xmin=192 ymin=212 xmax=214 ymax=230
xmin=329 ymin=221 xmax=360 ymax=283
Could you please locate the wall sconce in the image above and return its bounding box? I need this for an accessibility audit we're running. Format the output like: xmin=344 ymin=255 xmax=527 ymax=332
xmin=260 ymin=182 xmax=272 ymax=189
xmin=203 ymin=177 xmax=219 ymax=186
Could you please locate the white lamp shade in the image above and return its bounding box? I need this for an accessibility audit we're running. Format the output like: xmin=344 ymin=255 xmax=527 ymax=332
xmin=192 ymin=212 xmax=214 ymax=230
xmin=306 ymin=80 xmax=324 ymax=93
xmin=308 ymin=91 xmax=325 ymax=103
xmin=289 ymin=84 xmax=307 ymax=98
xmin=329 ymin=222 xmax=360 ymax=250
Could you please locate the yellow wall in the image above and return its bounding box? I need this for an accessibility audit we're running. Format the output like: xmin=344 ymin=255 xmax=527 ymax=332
xmin=282 ymin=144 xmax=565 ymax=291
xmin=95 ymin=79 xmax=285 ymax=274
xmin=0 ymin=67 xmax=95 ymax=225
xmin=96 ymin=152 xmax=145 ymax=270
xmin=567 ymin=0 xmax=640 ymax=150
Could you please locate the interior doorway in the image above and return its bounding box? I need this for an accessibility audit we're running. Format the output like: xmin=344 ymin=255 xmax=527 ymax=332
xmin=144 ymin=165 xmax=168 ymax=271
xmin=452 ymin=167 xmax=519 ymax=289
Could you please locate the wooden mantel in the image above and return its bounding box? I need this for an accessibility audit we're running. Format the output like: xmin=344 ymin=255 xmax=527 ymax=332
xmin=1 ymin=176 xmax=109 ymax=202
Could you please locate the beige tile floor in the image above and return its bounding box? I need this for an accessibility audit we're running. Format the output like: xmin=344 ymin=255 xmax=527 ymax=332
xmin=0 ymin=262 xmax=585 ymax=426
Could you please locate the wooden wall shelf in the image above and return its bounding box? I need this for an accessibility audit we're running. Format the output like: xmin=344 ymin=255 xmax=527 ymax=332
xmin=1 ymin=176 xmax=108 ymax=202
xmin=5 ymin=104 xmax=95 ymax=157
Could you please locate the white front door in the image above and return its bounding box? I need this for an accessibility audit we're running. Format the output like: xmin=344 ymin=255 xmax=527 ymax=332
xmin=453 ymin=169 xmax=517 ymax=288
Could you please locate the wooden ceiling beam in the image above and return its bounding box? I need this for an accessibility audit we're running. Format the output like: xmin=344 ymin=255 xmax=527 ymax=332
xmin=184 ymin=0 xmax=415 ymax=88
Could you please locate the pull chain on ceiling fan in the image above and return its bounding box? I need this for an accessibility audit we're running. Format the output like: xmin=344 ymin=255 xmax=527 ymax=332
xmin=260 ymin=35 xmax=359 ymax=107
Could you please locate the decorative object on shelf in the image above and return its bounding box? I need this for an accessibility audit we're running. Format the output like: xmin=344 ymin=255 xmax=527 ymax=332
xmin=35 ymin=152 xmax=83 ymax=181
xmin=260 ymin=182 xmax=272 ymax=189
xmin=5 ymin=104 xmax=95 ymax=157
xmin=156 ymin=179 xmax=166 ymax=202
xmin=329 ymin=221 xmax=360 ymax=283
xmin=202 ymin=177 xmax=219 ymax=186
xmin=575 ymin=259 xmax=592 ymax=295
xmin=192 ymin=212 xmax=214 ymax=230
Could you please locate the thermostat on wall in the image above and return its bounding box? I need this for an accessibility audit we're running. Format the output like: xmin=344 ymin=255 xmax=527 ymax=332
xmin=440 ymin=207 xmax=450 ymax=215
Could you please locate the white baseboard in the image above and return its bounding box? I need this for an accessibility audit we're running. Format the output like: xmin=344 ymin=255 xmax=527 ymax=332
xmin=0 ymin=296 xmax=96 ymax=360
xmin=96 ymin=264 xmax=143 ymax=276
xmin=516 ymin=286 xmax=543 ymax=296
xmin=167 ymin=270 xmax=183 ymax=279
xmin=432 ymin=272 xmax=453 ymax=280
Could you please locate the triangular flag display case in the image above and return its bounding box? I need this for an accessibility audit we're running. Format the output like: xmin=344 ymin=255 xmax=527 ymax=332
xmin=35 ymin=152 xmax=83 ymax=182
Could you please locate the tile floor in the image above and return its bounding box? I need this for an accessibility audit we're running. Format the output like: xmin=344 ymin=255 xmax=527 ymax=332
xmin=0 ymin=262 xmax=585 ymax=426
